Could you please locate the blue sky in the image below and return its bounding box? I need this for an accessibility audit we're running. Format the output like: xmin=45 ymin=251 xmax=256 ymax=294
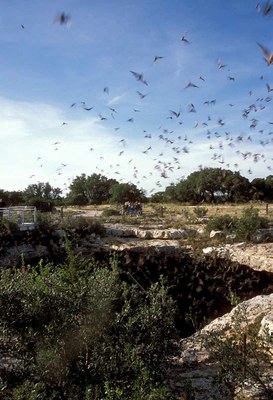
xmin=0 ymin=0 xmax=272 ymax=195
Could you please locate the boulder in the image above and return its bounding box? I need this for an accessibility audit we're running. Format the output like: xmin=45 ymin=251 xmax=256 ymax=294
xmin=168 ymin=294 xmax=273 ymax=400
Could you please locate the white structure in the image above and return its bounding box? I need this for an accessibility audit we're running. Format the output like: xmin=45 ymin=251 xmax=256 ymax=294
xmin=0 ymin=206 xmax=37 ymax=231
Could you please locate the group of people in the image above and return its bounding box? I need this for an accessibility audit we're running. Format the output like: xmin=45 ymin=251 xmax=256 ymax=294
xmin=122 ymin=200 xmax=143 ymax=216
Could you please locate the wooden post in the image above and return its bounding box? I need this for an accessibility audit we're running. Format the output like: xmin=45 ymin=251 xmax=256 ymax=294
xmin=266 ymin=203 xmax=269 ymax=215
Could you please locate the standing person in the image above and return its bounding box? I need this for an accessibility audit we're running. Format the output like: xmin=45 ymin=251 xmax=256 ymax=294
xmin=139 ymin=200 xmax=143 ymax=215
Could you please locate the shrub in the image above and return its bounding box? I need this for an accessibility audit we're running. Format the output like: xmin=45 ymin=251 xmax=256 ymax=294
xmin=205 ymin=208 xmax=269 ymax=241
xmin=234 ymin=207 xmax=269 ymax=241
xmin=205 ymin=214 xmax=238 ymax=233
xmin=192 ymin=206 xmax=208 ymax=218
xmin=0 ymin=252 xmax=177 ymax=399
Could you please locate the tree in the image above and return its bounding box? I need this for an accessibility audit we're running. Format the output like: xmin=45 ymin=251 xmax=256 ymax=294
xmin=174 ymin=179 xmax=196 ymax=203
xmin=251 ymin=178 xmax=267 ymax=201
xmin=68 ymin=173 xmax=119 ymax=205
xmin=171 ymin=168 xmax=252 ymax=204
xmin=0 ymin=189 xmax=10 ymax=207
xmin=223 ymin=172 xmax=252 ymax=202
xmin=6 ymin=190 xmax=25 ymax=206
xmin=23 ymin=182 xmax=63 ymax=211
xmin=164 ymin=183 xmax=177 ymax=202
xmin=24 ymin=182 xmax=62 ymax=201
xmin=0 ymin=256 xmax=177 ymax=399
xmin=174 ymin=168 xmax=224 ymax=203
xmin=251 ymin=175 xmax=273 ymax=201
xmin=150 ymin=191 xmax=167 ymax=203
xmin=264 ymin=175 xmax=273 ymax=201
xmin=109 ymin=182 xmax=145 ymax=203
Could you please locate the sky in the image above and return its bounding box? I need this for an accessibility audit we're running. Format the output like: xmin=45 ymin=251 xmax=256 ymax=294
xmin=0 ymin=0 xmax=273 ymax=196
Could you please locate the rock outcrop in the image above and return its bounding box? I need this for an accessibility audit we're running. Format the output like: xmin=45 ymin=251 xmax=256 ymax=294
xmin=168 ymin=294 xmax=273 ymax=399
xmin=203 ymin=242 xmax=273 ymax=273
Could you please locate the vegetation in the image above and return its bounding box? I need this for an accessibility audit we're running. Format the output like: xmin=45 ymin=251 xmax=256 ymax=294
xmin=0 ymin=203 xmax=272 ymax=398
xmin=152 ymin=169 xmax=273 ymax=204
xmin=0 ymin=250 xmax=177 ymax=399
xmin=203 ymin=294 xmax=273 ymax=399
xmin=0 ymin=169 xmax=273 ymax=210
xmin=109 ymin=182 xmax=145 ymax=204
xmin=205 ymin=207 xmax=269 ymax=241
xmin=66 ymin=173 xmax=119 ymax=205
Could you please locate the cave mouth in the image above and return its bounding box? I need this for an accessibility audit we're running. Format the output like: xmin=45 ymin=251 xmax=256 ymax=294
xmin=3 ymin=236 xmax=273 ymax=338
xmin=93 ymin=248 xmax=273 ymax=337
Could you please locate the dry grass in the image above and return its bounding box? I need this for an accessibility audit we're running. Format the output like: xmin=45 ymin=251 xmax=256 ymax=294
xmin=59 ymin=202 xmax=273 ymax=228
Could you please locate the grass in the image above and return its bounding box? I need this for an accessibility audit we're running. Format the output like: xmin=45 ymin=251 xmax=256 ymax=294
xmin=58 ymin=202 xmax=273 ymax=228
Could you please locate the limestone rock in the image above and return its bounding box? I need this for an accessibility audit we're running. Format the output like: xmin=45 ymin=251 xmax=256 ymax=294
xmin=209 ymin=230 xmax=226 ymax=239
xmin=203 ymin=242 xmax=273 ymax=273
xmin=168 ymin=294 xmax=273 ymax=400
xmin=259 ymin=310 xmax=273 ymax=338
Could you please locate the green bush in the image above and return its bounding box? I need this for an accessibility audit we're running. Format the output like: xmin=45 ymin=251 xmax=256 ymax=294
xmin=205 ymin=208 xmax=269 ymax=241
xmin=234 ymin=207 xmax=269 ymax=241
xmin=0 ymin=252 xmax=177 ymax=399
xmin=192 ymin=206 xmax=208 ymax=218
xmin=205 ymin=214 xmax=238 ymax=233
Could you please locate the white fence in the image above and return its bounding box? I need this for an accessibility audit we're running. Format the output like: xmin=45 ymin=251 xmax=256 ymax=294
xmin=0 ymin=206 xmax=37 ymax=230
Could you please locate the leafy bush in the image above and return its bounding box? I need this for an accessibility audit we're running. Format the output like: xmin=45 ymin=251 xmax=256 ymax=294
xmin=205 ymin=214 xmax=238 ymax=233
xmin=192 ymin=206 xmax=208 ymax=218
xmin=234 ymin=207 xmax=269 ymax=241
xmin=0 ymin=252 xmax=177 ymax=399
xmin=205 ymin=208 xmax=269 ymax=241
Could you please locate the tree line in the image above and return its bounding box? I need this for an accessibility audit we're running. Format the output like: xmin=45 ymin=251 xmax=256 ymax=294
xmin=0 ymin=169 xmax=272 ymax=210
